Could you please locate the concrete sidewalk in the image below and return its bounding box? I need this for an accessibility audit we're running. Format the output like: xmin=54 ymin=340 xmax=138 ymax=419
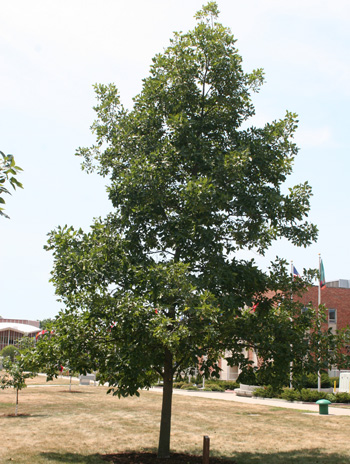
xmin=151 ymin=387 xmax=350 ymax=416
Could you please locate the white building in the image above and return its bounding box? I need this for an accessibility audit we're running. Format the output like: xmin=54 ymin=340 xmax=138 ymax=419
xmin=0 ymin=318 xmax=40 ymax=350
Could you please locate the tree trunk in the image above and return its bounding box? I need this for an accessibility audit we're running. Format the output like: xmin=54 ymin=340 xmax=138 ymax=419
xmin=15 ymin=389 xmax=18 ymax=416
xmin=157 ymin=349 xmax=173 ymax=459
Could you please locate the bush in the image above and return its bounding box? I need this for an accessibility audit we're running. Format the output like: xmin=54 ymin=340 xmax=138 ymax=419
xmin=334 ymin=392 xmax=350 ymax=403
xmin=252 ymin=385 xmax=350 ymax=403
xmin=173 ymin=381 xmax=186 ymax=389
xmin=180 ymin=383 xmax=193 ymax=390
xmin=280 ymin=388 xmax=301 ymax=402
xmin=217 ymin=380 xmax=240 ymax=390
xmin=296 ymin=372 xmax=332 ymax=389
xmin=299 ymin=389 xmax=327 ymax=402
xmin=186 ymin=385 xmax=199 ymax=391
xmin=0 ymin=345 xmax=18 ymax=362
xmin=320 ymin=373 xmax=332 ymax=388
xmin=205 ymin=383 xmax=225 ymax=392
xmin=326 ymin=393 xmax=337 ymax=402
xmin=253 ymin=385 xmax=277 ymax=398
xmin=202 ymin=379 xmax=240 ymax=390
xmin=237 ymin=369 xmax=258 ymax=386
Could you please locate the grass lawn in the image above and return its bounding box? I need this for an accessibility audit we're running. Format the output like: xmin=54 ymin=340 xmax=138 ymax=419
xmin=1 ymin=376 xmax=350 ymax=463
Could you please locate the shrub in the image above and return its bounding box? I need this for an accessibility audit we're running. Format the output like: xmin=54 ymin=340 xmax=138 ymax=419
xmin=281 ymin=388 xmax=301 ymax=402
xmin=205 ymin=383 xmax=225 ymax=392
xmin=202 ymin=379 xmax=239 ymax=390
xmin=180 ymin=383 xmax=193 ymax=390
xmin=320 ymin=373 xmax=332 ymax=388
xmin=0 ymin=345 xmax=18 ymax=362
xmin=253 ymin=385 xmax=277 ymax=398
xmin=186 ymin=385 xmax=199 ymax=391
xmin=296 ymin=372 xmax=332 ymax=389
xmin=217 ymin=380 xmax=240 ymax=390
xmin=299 ymin=389 xmax=327 ymax=402
xmin=173 ymin=381 xmax=186 ymax=389
xmin=237 ymin=369 xmax=258 ymax=386
xmin=334 ymin=392 xmax=350 ymax=403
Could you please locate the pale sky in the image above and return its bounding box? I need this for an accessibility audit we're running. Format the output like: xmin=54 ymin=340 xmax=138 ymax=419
xmin=1 ymin=0 xmax=349 ymax=321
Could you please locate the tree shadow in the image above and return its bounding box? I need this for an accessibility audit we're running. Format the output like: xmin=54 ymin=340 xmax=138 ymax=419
xmin=40 ymin=449 xmax=350 ymax=464
xmin=230 ymin=448 xmax=350 ymax=464
xmin=56 ymin=390 xmax=86 ymax=393
xmin=56 ymin=390 xmax=95 ymax=394
xmin=40 ymin=452 xmax=106 ymax=463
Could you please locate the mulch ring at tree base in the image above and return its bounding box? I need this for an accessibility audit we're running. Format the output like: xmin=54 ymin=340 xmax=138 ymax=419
xmin=102 ymin=452 xmax=237 ymax=463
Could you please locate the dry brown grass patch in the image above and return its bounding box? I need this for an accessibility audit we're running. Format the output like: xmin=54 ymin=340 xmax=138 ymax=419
xmin=0 ymin=383 xmax=350 ymax=463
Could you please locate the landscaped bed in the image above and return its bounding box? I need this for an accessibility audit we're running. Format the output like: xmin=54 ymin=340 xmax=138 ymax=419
xmin=253 ymin=385 xmax=350 ymax=403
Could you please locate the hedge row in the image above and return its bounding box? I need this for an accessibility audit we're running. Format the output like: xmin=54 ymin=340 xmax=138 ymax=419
xmin=253 ymin=386 xmax=350 ymax=403
xmin=172 ymin=379 xmax=240 ymax=391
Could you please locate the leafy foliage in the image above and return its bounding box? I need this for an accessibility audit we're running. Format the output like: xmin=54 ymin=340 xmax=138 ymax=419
xmin=0 ymin=345 xmax=18 ymax=362
xmin=0 ymin=357 xmax=34 ymax=416
xmin=259 ymin=387 xmax=350 ymax=403
xmin=39 ymin=318 xmax=55 ymax=330
xmin=333 ymin=392 xmax=350 ymax=403
xmin=35 ymin=2 xmax=325 ymax=458
xmin=0 ymin=151 xmax=23 ymax=218
xmin=248 ymin=303 xmax=350 ymax=390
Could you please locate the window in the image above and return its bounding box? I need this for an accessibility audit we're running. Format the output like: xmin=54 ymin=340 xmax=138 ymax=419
xmin=228 ymin=365 xmax=239 ymax=381
xmin=328 ymin=309 xmax=337 ymax=324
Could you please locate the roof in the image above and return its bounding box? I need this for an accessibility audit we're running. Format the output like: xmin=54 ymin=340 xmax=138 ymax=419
xmin=0 ymin=322 xmax=41 ymax=334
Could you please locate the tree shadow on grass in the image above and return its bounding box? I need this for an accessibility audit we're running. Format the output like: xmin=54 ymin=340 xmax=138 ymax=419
xmin=231 ymin=448 xmax=350 ymax=464
xmin=56 ymin=390 xmax=86 ymax=393
xmin=40 ymin=449 xmax=350 ymax=464
xmin=40 ymin=452 xmax=106 ymax=463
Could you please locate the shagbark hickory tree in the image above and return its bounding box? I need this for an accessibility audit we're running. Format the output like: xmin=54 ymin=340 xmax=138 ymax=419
xmin=42 ymin=3 xmax=318 ymax=458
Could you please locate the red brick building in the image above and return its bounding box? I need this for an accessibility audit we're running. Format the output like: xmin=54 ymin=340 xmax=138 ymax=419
xmin=218 ymin=280 xmax=350 ymax=381
xmin=297 ymin=280 xmax=350 ymax=332
xmin=297 ymin=280 xmax=350 ymax=376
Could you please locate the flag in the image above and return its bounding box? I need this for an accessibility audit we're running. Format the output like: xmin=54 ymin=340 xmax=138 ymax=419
xmin=251 ymin=302 xmax=259 ymax=312
xmin=320 ymin=259 xmax=326 ymax=289
xmin=293 ymin=266 xmax=300 ymax=278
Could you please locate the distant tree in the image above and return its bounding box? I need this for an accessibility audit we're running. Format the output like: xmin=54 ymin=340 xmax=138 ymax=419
xmin=0 ymin=151 xmax=23 ymax=218
xmin=240 ymin=288 xmax=350 ymax=389
xmin=0 ymin=345 xmax=18 ymax=362
xmin=39 ymin=318 xmax=55 ymax=330
xmin=0 ymin=358 xmax=34 ymax=416
xmin=302 ymin=305 xmax=350 ymax=384
xmin=17 ymin=336 xmax=36 ymax=352
xmin=35 ymin=3 xmax=320 ymax=458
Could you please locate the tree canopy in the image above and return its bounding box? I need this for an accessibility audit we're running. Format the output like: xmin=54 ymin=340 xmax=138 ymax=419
xmin=36 ymin=3 xmax=322 ymax=458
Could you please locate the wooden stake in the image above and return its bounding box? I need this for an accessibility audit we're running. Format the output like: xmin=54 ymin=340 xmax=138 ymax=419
xmin=203 ymin=435 xmax=210 ymax=464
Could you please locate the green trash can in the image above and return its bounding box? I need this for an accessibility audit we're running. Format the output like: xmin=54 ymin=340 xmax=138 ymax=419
xmin=316 ymin=399 xmax=331 ymax=415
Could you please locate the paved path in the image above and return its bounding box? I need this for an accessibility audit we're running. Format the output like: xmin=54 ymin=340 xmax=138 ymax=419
xmin=29 ymin=378 xmax=350 ymax=416
xmin=151 ymin=387 xmax=350 ymax=416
